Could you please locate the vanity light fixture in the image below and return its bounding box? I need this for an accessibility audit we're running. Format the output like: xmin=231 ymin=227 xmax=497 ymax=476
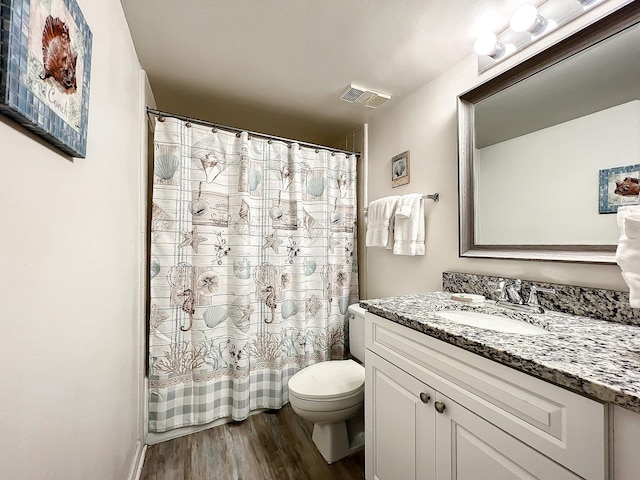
xmin=576 ymin=0 xmax=601 ymax=7
xmin=475 ymin=0 xmax=611 ymax=73
xmin=473 ymin=32 xmax=506 ymax=58
xmin=510 ymin=5 xmax=548 ymax=35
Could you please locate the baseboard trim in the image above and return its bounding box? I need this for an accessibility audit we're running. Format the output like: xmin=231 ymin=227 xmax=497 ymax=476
xmin=129 ymin=441 xmax=147 ymax=480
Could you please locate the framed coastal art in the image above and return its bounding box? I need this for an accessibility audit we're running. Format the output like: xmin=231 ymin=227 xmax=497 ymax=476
xmin=0 ymin=0 xmax=92 ymax=157
xmin=391 ymin=150 xmax=410 ymax=187
xmin=598 ymin=164 xmax=640 ymax=214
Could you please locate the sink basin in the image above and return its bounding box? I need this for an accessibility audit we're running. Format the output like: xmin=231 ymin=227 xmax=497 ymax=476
xmin=436 ymin=311 xmax=548 ymax=335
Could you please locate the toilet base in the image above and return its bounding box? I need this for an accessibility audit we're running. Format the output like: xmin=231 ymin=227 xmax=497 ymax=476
xmin=311 ymin=408 xmax=364 ymax=463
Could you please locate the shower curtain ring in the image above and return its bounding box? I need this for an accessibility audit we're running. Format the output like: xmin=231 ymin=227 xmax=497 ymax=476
xmin=236 ymin=132 xmax=241 ymax=138
xmin=158 ymin=116 xmax=165 ymax=122
xmin=185 ymin=122 xmax=192 ymax=128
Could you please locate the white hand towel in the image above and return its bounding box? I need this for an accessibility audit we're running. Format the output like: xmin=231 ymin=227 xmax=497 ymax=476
xmin=365 ymin=196 xmax=399 ymax=248
xmin=393 ymin=194 xmax=425 ymax=255
xmin=622 ymin=272 xmax=640 ymax=308
xmin=616 ymin=205 xmax=640 ymax=307
xmin=395 ymin=195 xmax=414 ymax=218
xmin=617 ymin=216 xmax=640 ymax=272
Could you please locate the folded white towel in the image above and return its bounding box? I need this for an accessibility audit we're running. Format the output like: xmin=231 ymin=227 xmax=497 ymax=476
xmin=616 ymin=205 xmax=640 ymax=307
xmin=393 ymin=194 xmax=425 ymax=255
xmin=617 ymin=217 xmax=640 ymax=272
xmin=617 ymin=205 xmax=640 ymax=235
xmin=395 ymin=195 xmax=415 ymax=218
xmin=626 ymin=216 xmax=640 ymax=240
xmin=622 ymin=272 xmax=640 ymax=308
xmin=365 ymin=196 xmax=399 ymax=248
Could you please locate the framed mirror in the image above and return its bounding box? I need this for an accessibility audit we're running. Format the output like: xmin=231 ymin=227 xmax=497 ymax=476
xmin=458 ymin=2 xmax=640 ymax=264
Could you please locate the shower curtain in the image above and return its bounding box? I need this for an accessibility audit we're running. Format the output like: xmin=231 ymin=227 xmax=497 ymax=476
xmin=148 ymin=117 xmax=359 ymax=433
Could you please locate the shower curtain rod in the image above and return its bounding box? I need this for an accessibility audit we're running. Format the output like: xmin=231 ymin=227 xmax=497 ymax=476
xmin=147 ymin=107 xmax=361 ymax=157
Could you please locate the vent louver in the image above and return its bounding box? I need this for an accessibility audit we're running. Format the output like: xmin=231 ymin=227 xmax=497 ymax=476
xmin=340 ymin=85 xmax=367 ymax=102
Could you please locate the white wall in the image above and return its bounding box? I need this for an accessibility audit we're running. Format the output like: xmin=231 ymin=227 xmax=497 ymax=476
xmin=477 ymin=100 xmax=640 ymax=245
xmin=336 ymin=126 xmax=368 ymax=299
xmin=365 ymin=0 xmax=632 ymax=299
xmin=0 ymin=1 xmax=145 ymax=479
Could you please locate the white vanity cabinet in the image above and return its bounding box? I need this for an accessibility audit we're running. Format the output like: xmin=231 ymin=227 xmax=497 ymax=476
xmin=365 ymin=313 xmax=607 ymax=480
xmin=367 ymin=352 xmax=583 ymax=479
xmin=366 ymin=352 xmax=436 ymax=479
xmin=612 ymin=405 xmax=640 ymax=480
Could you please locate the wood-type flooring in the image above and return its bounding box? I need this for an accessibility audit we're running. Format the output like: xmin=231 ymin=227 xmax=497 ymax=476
xmin=140 ymin=404 xmax=365 ymax=480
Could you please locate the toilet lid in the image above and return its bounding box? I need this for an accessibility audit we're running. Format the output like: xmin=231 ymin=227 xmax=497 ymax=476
xmin=288 ymin=360 xmax=365 ymax=400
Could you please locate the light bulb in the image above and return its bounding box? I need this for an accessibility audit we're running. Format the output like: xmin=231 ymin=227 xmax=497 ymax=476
xmin=510 ymin=4 xmax=547 ymax=34
xmin=474 ymin=32 xmax=506 ymax=58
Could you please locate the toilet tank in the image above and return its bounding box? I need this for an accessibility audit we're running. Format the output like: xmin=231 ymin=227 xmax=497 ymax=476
xmin=347 ymin=303 xmax=366 ymax=362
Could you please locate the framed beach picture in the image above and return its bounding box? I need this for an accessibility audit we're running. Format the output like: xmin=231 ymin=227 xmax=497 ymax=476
xmin=391 ymin=150 xmax=410 ymax=187
xmin=598 ymin=164 xmax=640 ymax=214
xmin=0 ymin=0 xmax=92 ymax=157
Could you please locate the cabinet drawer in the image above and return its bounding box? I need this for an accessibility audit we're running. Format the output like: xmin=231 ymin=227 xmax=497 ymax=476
xmin=366 ymin=313 xmax=607 ymax=480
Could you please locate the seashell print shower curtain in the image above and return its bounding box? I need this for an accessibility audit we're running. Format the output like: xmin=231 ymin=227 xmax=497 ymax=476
xmin=148 ymin=117 xmax=359 ymax=432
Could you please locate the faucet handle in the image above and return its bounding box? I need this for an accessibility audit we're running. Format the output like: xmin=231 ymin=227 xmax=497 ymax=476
xmin=487 ymin=278 xmax=507 ymax=301
xmin=526 ymin=286 xmax=556 ymax=306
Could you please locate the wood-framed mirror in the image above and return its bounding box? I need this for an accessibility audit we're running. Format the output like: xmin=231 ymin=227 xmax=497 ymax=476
xmin=458 ymin=2 xmax=640 ymax=264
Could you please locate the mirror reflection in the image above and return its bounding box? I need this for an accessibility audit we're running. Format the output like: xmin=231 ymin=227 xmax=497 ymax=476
xmin=473 ymin=20 xmax=640 ymax=247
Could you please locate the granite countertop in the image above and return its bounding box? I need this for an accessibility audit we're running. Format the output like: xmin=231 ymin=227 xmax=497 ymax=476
xmin=361 ymin=292 xmax=640 ymax=413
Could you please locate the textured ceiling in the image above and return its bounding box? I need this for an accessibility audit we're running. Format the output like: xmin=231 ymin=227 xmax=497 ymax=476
xmin=120 ymin=0 xmax=528 ymax=144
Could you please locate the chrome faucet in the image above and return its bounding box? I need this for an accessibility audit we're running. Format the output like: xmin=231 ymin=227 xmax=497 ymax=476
xmin=489 ymin=278 xmax=555 ymax=314
xmin=505 ymin=279 xmax=524 ymax=305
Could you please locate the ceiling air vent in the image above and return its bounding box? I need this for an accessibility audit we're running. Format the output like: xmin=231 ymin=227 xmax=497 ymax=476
xmin=340 ymin=84 xmax=391 ymax=109
xmin=340 ymin=84 xmax=367 ymax=102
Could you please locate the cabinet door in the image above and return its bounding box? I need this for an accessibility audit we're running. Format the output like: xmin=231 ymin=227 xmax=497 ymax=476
xmin=365 ymin=351 xmax=435 ymax=480
xmin=613 ymin=405 xmax=640 ymax=480
xmin=435 ymin=392 xmax=582 ymax=480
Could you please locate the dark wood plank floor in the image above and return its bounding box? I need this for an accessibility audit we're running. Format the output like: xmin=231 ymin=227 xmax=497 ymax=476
xmin=140 ymin=404 xmax=365 ymax=480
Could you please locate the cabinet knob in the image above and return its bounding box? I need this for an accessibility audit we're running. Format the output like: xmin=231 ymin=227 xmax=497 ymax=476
xmin=434 ymin=401 xmax=446 ymax=414
xmin=419 ymin=392 xmax=430 ymax=404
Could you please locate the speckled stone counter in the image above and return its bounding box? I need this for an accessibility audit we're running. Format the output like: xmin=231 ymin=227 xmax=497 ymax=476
xmin=443 ymin=271 xmax=640 ymax=327
xmin=361 ymin=292 xmax=640 ymax=413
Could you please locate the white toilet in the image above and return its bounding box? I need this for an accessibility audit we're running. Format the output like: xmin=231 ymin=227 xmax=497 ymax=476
xmin=288 ymin=304 xmax=366 ymax=463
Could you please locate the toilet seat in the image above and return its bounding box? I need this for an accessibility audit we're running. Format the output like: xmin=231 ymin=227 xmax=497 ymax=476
xmin=288 ymin=360 xmax=365 ymax=401
xmin=289 ymin=360 xmax=365 ymax=416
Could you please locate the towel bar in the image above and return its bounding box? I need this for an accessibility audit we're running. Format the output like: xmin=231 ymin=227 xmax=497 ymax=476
xmin=364 ymin=193 xmax=439 ymax=212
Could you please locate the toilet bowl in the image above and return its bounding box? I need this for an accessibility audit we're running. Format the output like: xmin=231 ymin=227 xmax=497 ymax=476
xmin=288 ymin=304 xmax=366 ymax=463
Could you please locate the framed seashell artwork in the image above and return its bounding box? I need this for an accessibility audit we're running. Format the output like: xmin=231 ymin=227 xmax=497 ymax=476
xmin=598 ymin=164 xmax=640 ymax=214
xmin=0 ymin=0 xmax=92 ymax=157
xmin=391 ymin=150 xmax=410 ymax=188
